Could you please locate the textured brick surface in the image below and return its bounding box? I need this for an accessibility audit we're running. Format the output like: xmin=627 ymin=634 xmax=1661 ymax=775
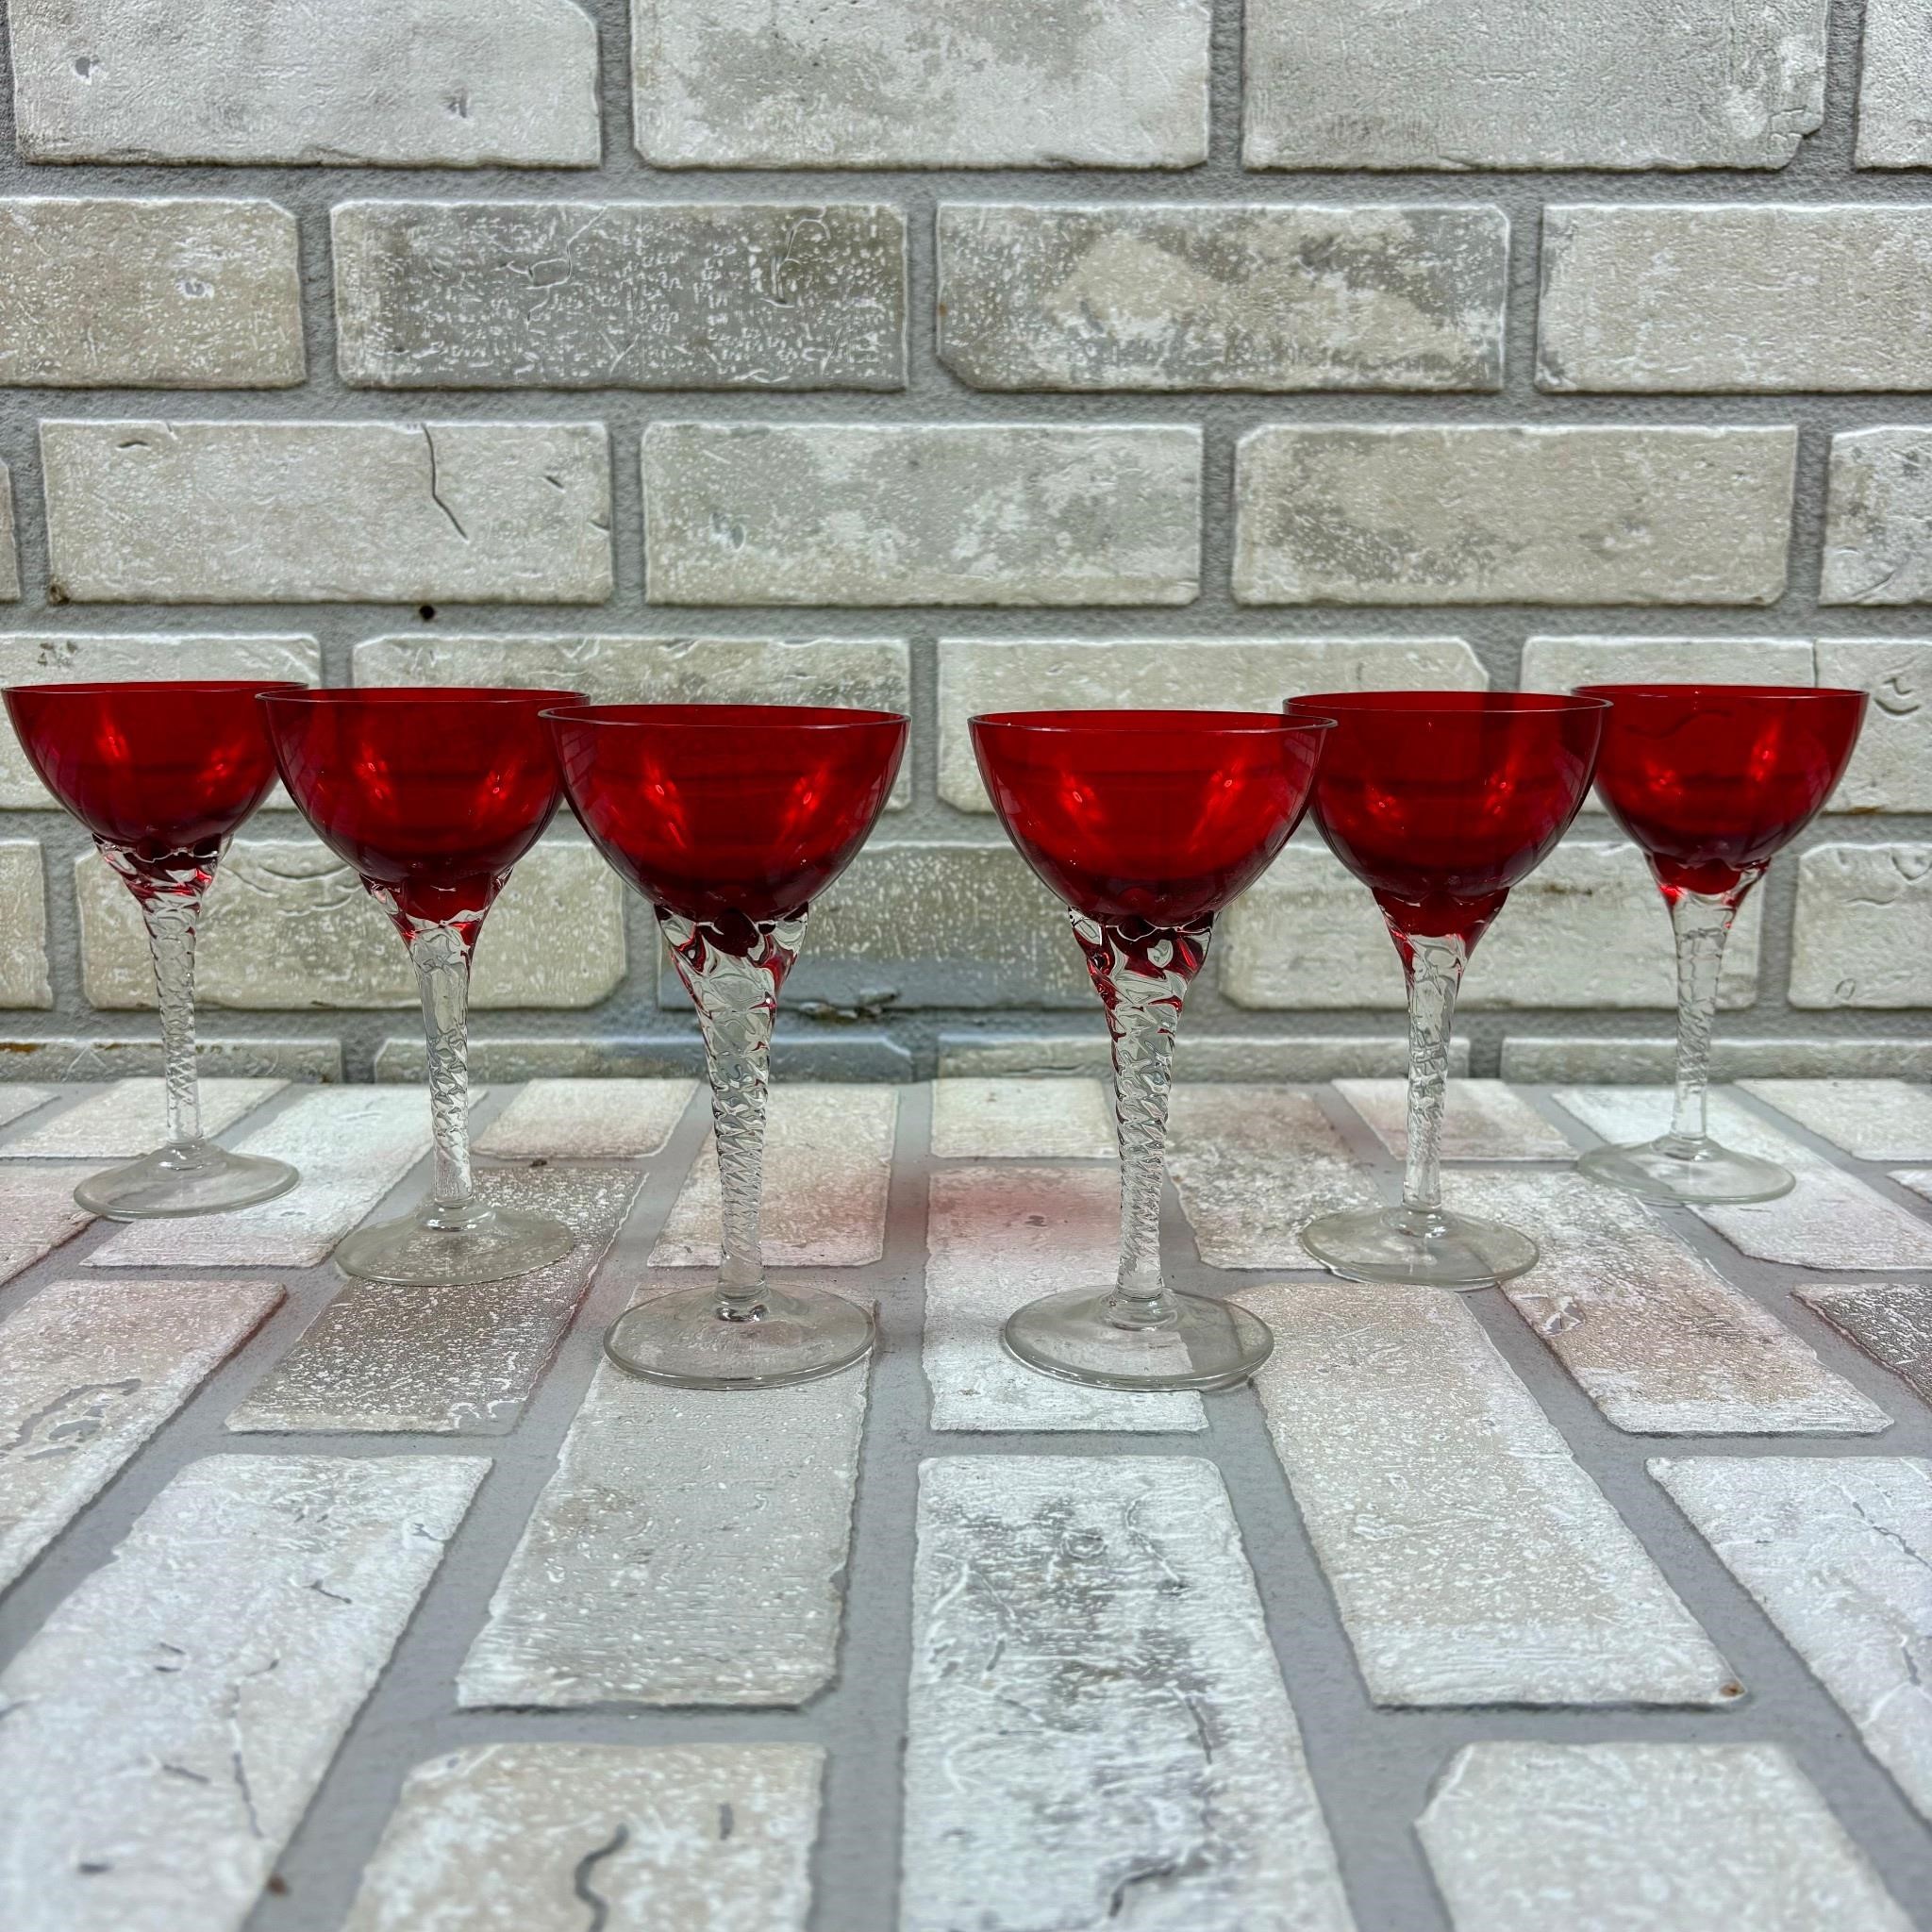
xmin=1823 ymin=430 xmax=1932 ymax=605
xmin=1791 ymin=843 xmax=1932 ymax=1008
xmin=1818 ymin=640 xmax=1932 ymax=812
xmin=0 ymin=841 xmax=50 ymax=1008
xmin=1857 ymin=0 xmax=1932 ymax=166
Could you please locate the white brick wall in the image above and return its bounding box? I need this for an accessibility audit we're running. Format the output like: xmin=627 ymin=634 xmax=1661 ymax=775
xmin=0 ymin=0 xmax=1921 ymax=1077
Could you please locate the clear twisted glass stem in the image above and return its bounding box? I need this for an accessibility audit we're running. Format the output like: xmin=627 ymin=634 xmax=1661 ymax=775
xmin=99 ymin=841 xmax=220 ymax=1148
xmin=660 ymin=908 xmax=806 ymax=1321
xmin=1397 ymin=931 xmax=1468 ymax=1218
xmin=402 ymin=920 xmax=475 ymax=1216
xmin=1662 ymin=880 xmax=1753 ymax=1149
xmin=1072 ymin=911 xmax=1211 ymax=1332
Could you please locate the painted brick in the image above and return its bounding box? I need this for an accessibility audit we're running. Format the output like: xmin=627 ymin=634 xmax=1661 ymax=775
xmin=642 ymin=424 xmax=1200 ymax=608
xmin=929 ymin=1076 xmax=1116 ymax=1160
xmin=1502 ymin=1035 xmax=1932 ymax=1083
xmin=1824 ymin=429 xmax=1932 ymax=605
xmin=8 ymin=0 xmax=599 ymax=167
xmin=375 ymin=1034 xmax=912 ymax=1083
xmin=1857 ymin=0 xmax=1932 ymax=168
xmin=0 ymin=841 xmax=50 ymax=1008
xmin=335 ymin=200 xmax=905 ymax=391
xmin=633 ymin=0 xmax=1210 ymax=169
xmin=1739 ymin=1078 xmax=1932 ymax=1161
xmin=938 ymin=203 xmax=1506 ymax=391
xmin=1791 ymin=843 xmax=1932 ymax=1008
xmin=1798 ymin=1284 xmax=1932 ymax=1404
xmin=0 ymin=198 xmax=300 ymax=387
xmin=938 ymin=637 xmax=1484 ymax=811
xmin=0 ymin=1170 xmax=94 ymax=1288
xmin=41 ymin=420 xmax=612 ymax=604
xmin=0 ymin=1076 xmax=283 ymax=1158
xmin=0 ymin=634 xmax=318 ymax=808
xmin=1221 ymin=840 xmax=1761 ymax=1011
xmin=0 ymin=1037 xmax=342 ymax=1082
xmin=0 ymin=472 xmax=15 ymax=600
xmin=474 ymin=1079 xmax=694 ymax=1159
xmin=1244 ymin=0 xmax=1828 ymax=170
xmin=1541 ymin=207 xmax=1932 ymax=391
xmin=1335 ymin=1078 xmax=1574 ymax=1161
xmin=0 ymin=1085 xmax=53 ymax=1133
xmin=77 ymin=838 xmax=625 ymax=1011
xmin=937 ymin=1032 xmax=1468 ymax=1080
xmin=1818 ymin=641 xmax=1932 ymax=811
xmin=354 ymin=632 xmax=911 ymax=808
xmin=1236 ymin=426 xmax=1794 ymax=606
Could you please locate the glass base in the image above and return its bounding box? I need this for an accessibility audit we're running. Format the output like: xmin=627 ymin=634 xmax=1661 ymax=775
xmin=1577 ymin=1134 xmax=1795 ymax=1206
xmin=333 ymin=1198 xmax=575 ymax=1286
xmin=604 ymin=1284 xmax=875 ymax=1391
xmin=1001 ymin=1288 xmax=1274 ymax=1392
xmin=1300 ymin=1201 xmax=1538 ymax=1290
xmin=75 ymin=1140 xmax=298 ymax=1220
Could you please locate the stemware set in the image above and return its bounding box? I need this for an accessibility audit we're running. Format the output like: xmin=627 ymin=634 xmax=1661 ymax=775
xmin=2 ymin=675 xmax=1868 ymax=1400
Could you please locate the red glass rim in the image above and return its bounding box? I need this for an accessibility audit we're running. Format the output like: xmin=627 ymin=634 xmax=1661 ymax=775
xmin=1287 ymin=690 xmax=1611 ymax=717
xmin=972 ymin=708 xmax=1333 ymax=736
xmin=1572 ymin=682 xmax=1867 ymax=705
xmin=5 ymin=678 xmax=308 ymax=700
xmin=541 ymin=702 xmax=909 ymax=732
xmin=258 ymin=686 xmax=582 ymax=708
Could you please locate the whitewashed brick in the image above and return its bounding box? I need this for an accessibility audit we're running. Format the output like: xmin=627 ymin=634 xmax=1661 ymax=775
xmin=1740 ymin=1078 xmax=1932 ymax=1161
xmin=1504 ymin=1034 xmax=1932 ymax=1082
xmin=1555 ymin=1086 xmax=1932 ymax=1271
xmin=938 ymin=204 xmax=1506 ymax=391
xmin=0 ymin=634 xmax=318 ymax=808
xmin=653 ymin=1084 xmax=894 ymax=1269
xmin=0 ymin=1277 xmax=281 ymax=1592
xmin=1236 ymin=425 xmax=1795 ymax=605
xmin=1798 ymin=1285 xmax=1932 ymax=1404
xmin=0 ymin=1037 xmax=341 ymax=1082
xmin=904 ymin=1457 xmax=1352 ymax=1932
xmin=1857 ymin=0 xmax=1932 ymax=167
xmin=1460 ymin=1166 xmax=1890 ymax=1434
xmin=9 ymin=0 xmax=599 ymax=167
xmin=1824 ymin=429 xmax=1932 ymax=604
xmin=0 ymin=198 xmax=299 ymax=387
xmin=88 ymin=1086 xmax=434 ymax=1270
xmin=938 ymin=637 xmax=1484 ymax=811
xmin=643 ymin=424 xmax=1200 ymax=608
xmin=475 ymin=1078 xmax=694 ymax=1159
xmin=343 ymin=1743 xmax=822 ymax=1932
xmin=460 ymin=1362 xmax=865 ymax=1707
xmin=634 ymin=0 xmax=1209 ymax=169
xmin=1541 ymin=207 xmax=1932 ymax=391
xmin=930 ymin=1077 xmax=1115 ymax=1160
xmin=229 ymin=1166 xmax=641 ymax=1435
xmin=1245 ymin=0 xmax=1827 ymax=170
xmin=354 ymin=632 xmax=912 ymax=808
xmin=42 ymin=420 xmax=612 ymax=604
xmin=336 ymin=201 xmax=904 ymax=391
xmin=1818 ymin=640 xmax=1932 ymax=811
xmin=1222 ymin=840 xmax=1761 ymax=1011
xmin=0 ymin=474 xmax=16 ymax=600
xmin=1794 ymin=843 xmax=1932 ymax=1007
xmin=1241 ymin=1280 xmax=1734 ymax=1706
xmin=938 ymin=1032 xmax=1468 ymax=1080
xmin=1656 ymin=1457 xmax=1932 ymax=1823
xmin=0 ymin=1169 xmax=93 ymax=1287
xmin=1334 ymin=1078 xmax=1573 ymax=1160
xmin=1419 ymin=1743 xmax=1911 ymax=1932
xmin=0 ymin=841 xmax=50 ymax=1008
xmin=0 ymin=1084 xmax=53 ymax=1132
xmin=78 ymin=838 xmax=625 ymax=1011
xmin=924 ymin=1165 xmax=1205 ymax=1433
xmin=0 ymin=1077 xmax=282 ymax=1158
xmin=1167 ymin=1085 xmax=1376 ymax=1269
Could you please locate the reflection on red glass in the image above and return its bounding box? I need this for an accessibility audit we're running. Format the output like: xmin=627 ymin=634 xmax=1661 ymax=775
xmin=259 ymin=689 xmax=579 ymax=931
xmin=970 ymin=709 xmax=1329 ymax=927
xmin=7 ymin=679 xmax=301 ymax=863
xmin=546 ymin=704 xmax=908 ymax=931
xmin=1289 ymin=691 xmax=1607 ymax=950
xmin=1575 ymin=684 xmax=1868 ymax=896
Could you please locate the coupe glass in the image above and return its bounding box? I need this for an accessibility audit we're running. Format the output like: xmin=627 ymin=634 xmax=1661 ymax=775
xmin=1289 ymin=691 xmax=1607 ymax=1288
xmin=546 ymin=704 xmax=908 ymax=1389
xmin=4 ymin=679 xmax=307 ymax=1217
xmin=970 ymin=709 xmax=1332 ymax=1391
xmin=261 ymin=687 xmax=582 ymax=1284
xmin=1573 ymin=683 xmax=1867 ymax=1204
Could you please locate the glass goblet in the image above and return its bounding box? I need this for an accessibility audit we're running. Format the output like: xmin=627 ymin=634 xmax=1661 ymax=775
xmin=970 ymin=708 xmax=1332 ymax=1391
xmin=546 ymin=703 xmax=908 ymax=1390
xmin=261 ymin=687 xmax=583 ymax=1285
xmin=1288 ymin=691 xmax=1607 ymax=1289
xmin=4 ymin=679 xmax=306 ymax=1217
xmin=1573 ymin=683 xmax=1867 ymax=1204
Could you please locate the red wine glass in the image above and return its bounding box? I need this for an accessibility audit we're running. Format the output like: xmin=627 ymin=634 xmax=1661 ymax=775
xmin=1287 ymin=691 xmax=1607 ymax=1288
xmin=6 ymin=679 xmax=308 ymax=1218
xmin=1573 ymin=684 xmax=1867 ymax=1205
xmin=971 ymin=709 xmax=1332 ymax=1391
xmin=546 ymin=703 xmax=908 ymax=1389
xmin=260 ymin=688 xmax=582 ymax=1285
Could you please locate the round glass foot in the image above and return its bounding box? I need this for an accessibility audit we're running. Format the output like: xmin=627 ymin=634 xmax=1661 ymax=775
xmin=1300 ymin=1201 xmax=1538 ymax=1289
xmin=1001 ymin=1288 xmax=1274 ymax=1392
xmin=1577 ymin=1134 xmax=1794 ymax=1206
xmin=333 ymin=1198 xmax=575 ymax=1286
xmin=604 ymin=1284 xmax=874 ymax=1390
xmin=75 ymin=1139 xmax=298 ymax=1220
